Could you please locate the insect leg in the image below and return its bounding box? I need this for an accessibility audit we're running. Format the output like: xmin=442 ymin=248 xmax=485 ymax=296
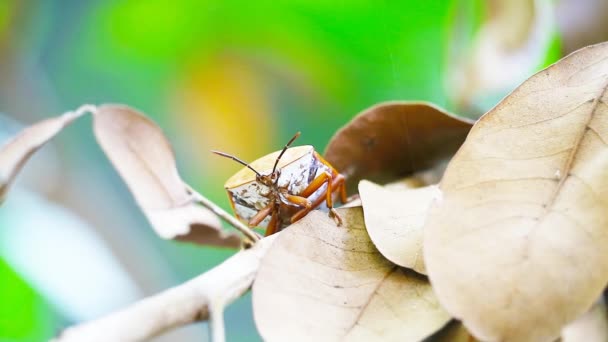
xmin=283 ymin=194 xmax=312 ymax=208
xmin=248 ymin=204 xmax=273 ymax=227
xmin=299 ymin=171 xmax=331 ymax=197
xmin=338 ymin=175 xmax=347 ymax=203
xmin=291 ymin=172 xmax=345 ymax=226
xmin=265 ymin=207 xmax=280 ymax=236
xmin=328 ymin=174 xmax=346 ymax=226
xmin=326 ymin=174 xmax=346 ymax=226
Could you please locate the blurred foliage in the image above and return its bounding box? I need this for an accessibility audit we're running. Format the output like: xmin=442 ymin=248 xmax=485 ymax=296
xmin=0 ymin=258 xmax=55 ymax=342
xmin=542 ymin=34 xmax=562 ymax=67
xmin=0 ymin=2 xmax=9 ymax=34
xmin=444 ymin=0 xmax=561 ymax=115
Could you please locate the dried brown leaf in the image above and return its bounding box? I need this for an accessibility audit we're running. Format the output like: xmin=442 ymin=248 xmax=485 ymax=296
xmin=324 ymin=101 xmax=473 ymax=193
xmin=562 ymin=298 xmax=608 ymax=342
xmin=359 ymin=180 xmax=439 ymax=275
xmin=0 ymin=107 xmax=90 ymax=202
xmin=253 ymin=207 xmax=450 ymax=341
xmin=424 ymin=42 xmax=608 ymax=341
xmin=93 ymin=104 xmax=240 ymax=248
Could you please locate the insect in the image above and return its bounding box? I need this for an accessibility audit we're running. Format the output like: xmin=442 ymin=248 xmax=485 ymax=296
xmin=213 ymin=132 xmax=347 ymax=236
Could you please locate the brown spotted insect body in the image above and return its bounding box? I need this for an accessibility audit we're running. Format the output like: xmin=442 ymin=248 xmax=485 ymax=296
xmin=213 ymin=133 xmax=346 ymax=236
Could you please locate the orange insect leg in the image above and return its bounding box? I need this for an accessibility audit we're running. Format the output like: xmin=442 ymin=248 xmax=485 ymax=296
xmin=265 ymin=207 xmax=280 ymax=236
xmin=339 ymin=178 xmax=347 ymax=203
xmin=248 ymin=204 xmax=273 ymax=227
xmin=300 ymin=171 xmax=331 ymax=198
xmin=283 ymin=194 xmax=312 ymax=208
xmin=291 ymin=172 xmax=346 ymax=225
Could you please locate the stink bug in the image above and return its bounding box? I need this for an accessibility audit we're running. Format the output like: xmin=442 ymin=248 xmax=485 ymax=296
xmin=213 ymin=132 xmax=347 ymax=236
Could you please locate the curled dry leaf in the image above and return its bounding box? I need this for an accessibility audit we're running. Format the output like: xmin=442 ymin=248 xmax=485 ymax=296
xmin=0 ymin=106 xmax=92 ymax=203
xmin=359 ymin=180 xmax=439 ymax=275
xmin=324 ymin=102 xmax=473 ymax=193
xmin=424 ymin=42 xmax=608 ymax=341
xmin=253 ymin=208 xmax=450 ymax=341
xmin=561 ymin=298 xmax=608 ymax=342
xmin=93 ymin=104 xmax=240 ymax=248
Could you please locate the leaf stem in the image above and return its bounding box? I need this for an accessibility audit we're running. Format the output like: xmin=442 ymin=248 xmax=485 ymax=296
xmin=69 ymin=104 xmax=98 ymax=118
xmin=209 ymin=300 xmax=226 ymax=342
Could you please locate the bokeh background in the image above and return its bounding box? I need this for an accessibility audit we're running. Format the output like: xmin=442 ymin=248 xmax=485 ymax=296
xmin=0 ymin=0 xmax=606 ymax=341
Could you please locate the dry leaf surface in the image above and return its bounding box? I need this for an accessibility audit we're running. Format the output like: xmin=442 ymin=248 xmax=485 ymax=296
xmin=424 ymin=42 xmax=608 ymax=341
xmin=0 ymin=108 xmax=89 ymax=202
xmin=359 ymin=180 xmax=439 ymax=274
xmin=94 ymin=104 xmax=240 ymax=248
xmin=324 ymin=102 xmax=473 ymax=193
xmin=253 ymin=207 xmax=450 ymax=341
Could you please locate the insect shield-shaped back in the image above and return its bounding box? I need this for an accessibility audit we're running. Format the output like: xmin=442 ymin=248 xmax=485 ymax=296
xmin=224 ymin=146 xmax=332 ymax=229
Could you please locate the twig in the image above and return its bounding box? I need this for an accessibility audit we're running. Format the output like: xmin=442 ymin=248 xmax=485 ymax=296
xmin=186 ymin=184 xmax=262 ymax=244
xmin=209 ymin=299 xmax=226 ymax=342
xmin=69 ymin=104 xmax=98 ymax=118
xmin=54 ymin=235 xmax=276 ymax=342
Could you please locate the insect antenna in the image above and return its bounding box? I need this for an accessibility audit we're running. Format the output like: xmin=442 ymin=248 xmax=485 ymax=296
xmin=272 ymin=131 xmax=301 ymax=173
xmin=212 ymin=150 xmax=262 ymax=177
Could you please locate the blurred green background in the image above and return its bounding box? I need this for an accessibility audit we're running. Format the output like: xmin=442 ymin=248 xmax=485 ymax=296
xmin=0 ymin=0 xmax=605 ymax=341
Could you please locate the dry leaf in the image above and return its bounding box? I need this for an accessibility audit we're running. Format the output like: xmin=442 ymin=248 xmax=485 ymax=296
xmin=562 ymin=298 xmax=608 ymax=342
xmin=0 ymin=107 xmax=90 ymax=202
xmin=359 ymin=180 xmax=439 ymax=275
xmin=324 ymin=101 xmax=473 ymax=193
xmin=253 ymin=207 xmax=450 ymax=341
xmin=93 ymin=104 xmax=240 ymax=248
xmin=424 ymin=42 xmax=608 ymax=341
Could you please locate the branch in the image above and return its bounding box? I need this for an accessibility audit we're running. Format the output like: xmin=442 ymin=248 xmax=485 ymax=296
xmin=54 ymin=235 xmax=277 ymax=342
